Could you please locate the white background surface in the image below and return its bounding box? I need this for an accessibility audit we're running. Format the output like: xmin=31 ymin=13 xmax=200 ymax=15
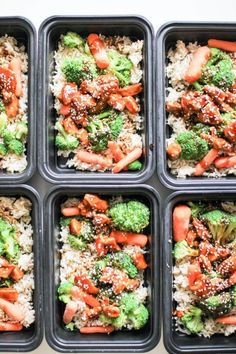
xmin=1 ymin=0 xmax=236 ymax=352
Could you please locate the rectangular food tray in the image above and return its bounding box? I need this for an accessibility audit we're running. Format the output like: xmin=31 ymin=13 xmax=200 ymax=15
xmin=157 ymin=22 xmax=236 ymax=189
xmin=44 ymin=184 xmax=160 ymax=352
xmin=38 ymin=15 xmax=154 ymax=184
xmin=163 ymin=190 xmax=236 ymax=354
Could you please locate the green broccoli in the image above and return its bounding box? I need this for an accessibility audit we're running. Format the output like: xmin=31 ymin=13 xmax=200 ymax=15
xmin=192 ymin=81 xmax=203 ymax=92
xmin=55 ymin=121 xmax=79 ymax=151
xmin=191 ymin=123 xmax=212 ymax=135
xmin=187 ymin=201 xmax=206 ymax=219
xmin=2 ymin=130 xmax=15 ymax=144
xmin=198 ymin=292 xmax=234 ymax=317
xmin=15 ymin=122 xmax=28 ymax=140
xmin=130 ymin=304 xmax=149 ymax=330
xmin=180 ymin=306 xmax=204 ymax=334
xmin=0 ymin=278 xmax=13 ymax=288
xmin=0 ymin=218 xmax=19 ymax=261
xmin=96 ymin=110 xmax=114 ymax=119
xmin=176 ymin=131 xmax=209 ymax=160
xmin=173 ymin=240 xmax=199 ymax=261
xmin=119 ymin=293 xmax=139 ymax=313
xmin=107 ymin=49 xmax=132 ymax=87
xmin=91 ymin=259 xmax=107 ymax=281
xmin=0 ymin=113 xmax=7 ymax=135
xmin=200 ymin=49 xmax=234 ymax=89
xmin=128 ymin=160 xmax=143 ymax=171
xmin=108 ymin=200 xmax=150 ymax=233
xmin=201 ymin=209 xmax=236 ymax=247
xmin=100 ymin=293 xmax=149 ymax=330
xmin=65 ymin=322 xmax=76 ymax=331
xmin=0 ymin=144 xmax=7 ymax=156
xmin=62 ymin=32 xmax=84 ymax=48
xmin=104 ymin=252 xmax=138 ymax=278
xmin=87 ymin=119 xmax=109 ymax=152
xmin=58 ymin=279 xmax=74 ymax=303
xmin=61 ymin=55 xmax=98 ymax=85
xmin=68 ymin=234 xmax=86 ymax=250
xmin=7 ymin=139 xmax=24 ymax=155
xmin=0 ymin=100 xmax=6 ymax=114
xmin=110 ymin=114 xmax=123 ymax=140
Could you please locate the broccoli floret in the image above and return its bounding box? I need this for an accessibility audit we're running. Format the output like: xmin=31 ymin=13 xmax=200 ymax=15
xmin=104 ymin=252 xmax=138 ymax=278
xmin=192 ymin=81 xmax=203 ymax=92
xmin=55 ymin=121 xmax=79 ymax=151
xmin=87 ymin=119 xmax=109 ymax=152
xmin=110 ymin=114 xmax=123 ymax=140
xmin=192 ymin=123 xmax=212 ymax=135
xmin=176 ymin=131 xmax=209 ymax=160
xmin=0 ymin=144 xmax=7 ymax=156
xmin=180 ymin=306 xmax=204 ymax=334
xmin=65 ymin=322 xmax=75 ymax=331
xmin=107 ymin=49 xmax=132 ymax=87
xmin=68 ymin=234 xmax=86 ymax=250
xmin=15 ymin=122 xmax=28 ymax=140
xmin=63 ymin=32 xmax=84 ymax=48
xmin=112 ymin=311 xmax=128 ymax=329
xmin=128 ymin=160 xmax=143 ymax=171
xmin=96 ymin=110 xmax=114 ymax=119
xmin=2 ymin=130 xmax=15 ymax=144
xmin=108 ymin=200 xmax=150 ymax=233
xmin=173 ymin=240 xmax=199 ymax=261
xmin=119 ymin=293 xmax=139 ymax=314
xmin=91 ymin=259 xmax=107 ymax=281
xmin=0 ymin=218 xmax=19 ymax=261
xmin=130 ymin=304 xmax=149 ymax=330
xmin=7 ymin=139 xmax=24 ymax=155
xmin=0 ymin=100 xmax=6 ymax=114
xmin=198 ymin=292 xmax=234 ymax=317
xmin=201 ymin=209 xmax=236 ymax=247
xmin=61 ymin=55 xmax=98 ymax=85
xmin=101 ymin=293 xmax=149 ymax=330
xmin=201 ymin=49 xmax=234 ymax=89
xmin=187 ymin=201 xmax=206 ymax=219
xmin=58 ymin=279 xmax=74 ymax=303
xmin=0 ymin=113 xmax=7 ymax=135
xmin=99 ymin=313 xmax=113 ymax=325
xmin=0 ymin=278 xmax=13 ymax=288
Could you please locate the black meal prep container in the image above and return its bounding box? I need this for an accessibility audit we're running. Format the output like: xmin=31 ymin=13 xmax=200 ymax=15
xmin=157 ymin=22 xmax=236 ymax=190
xmin=0 ymin=17 xmax=36 ymax=183
xmin=44 ymin=184 xmax=161 ymax=352
xmin=163 ymin=190 xmax=236 ymax=354
xmin=0 ymin=185 xmax=43 ymax=352
xmin=38 ymin=15 xmax=154 ymax=184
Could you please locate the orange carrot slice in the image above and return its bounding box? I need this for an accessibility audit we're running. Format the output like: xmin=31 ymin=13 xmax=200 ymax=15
xmin=61 ymin=207 xmax=80 ymax=217
xmin=194 ymin=148 xmax=219 ymax=176
xmin=173 ymin=205 xmax=191 ymax=242
xmin=208 ymin=39 xmax=236 ymax=52
xmin=112 ymin=147 xmax=142 ymax=173
xmin=80 ymin=326 xmax=114 ymax=334
xmin=184 ymin=46 xmax=211 ymax=83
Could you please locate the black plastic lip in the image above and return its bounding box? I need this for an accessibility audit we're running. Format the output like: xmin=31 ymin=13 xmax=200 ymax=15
xmin=0 ymin=185 xmax=43 ymax=352
xmin=44 ymin=184 xmax=161 ymax=353
xmin=163 ymin=190 xmax=236 ymax=354
xmin=0 ymin=17 xmax=36 ymax=183
xmin=38 ymin=15 xmax=154 ymax=184
xmin=157 ymin=21 xmax=236 ymax=190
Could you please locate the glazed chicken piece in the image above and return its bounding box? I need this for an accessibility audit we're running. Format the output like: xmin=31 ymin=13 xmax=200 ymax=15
xmin=80 ymin=74 xmax=119 ymax=99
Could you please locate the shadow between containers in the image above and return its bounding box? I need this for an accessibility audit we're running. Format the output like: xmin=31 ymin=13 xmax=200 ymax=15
xmin=163 ymin=190 xmax=236 ymax=354
xmin=0 ymin=185 xmax=43 ymax=352
xmin=38 ymin=15 xmax=155 ymax=184
xmin=157 ymin=21 xmax=236 ymax=190
xmin=43 ymin=184 xmax=161 ymax=352
xmin=0 ymin=17 xmax=36 ymax=183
